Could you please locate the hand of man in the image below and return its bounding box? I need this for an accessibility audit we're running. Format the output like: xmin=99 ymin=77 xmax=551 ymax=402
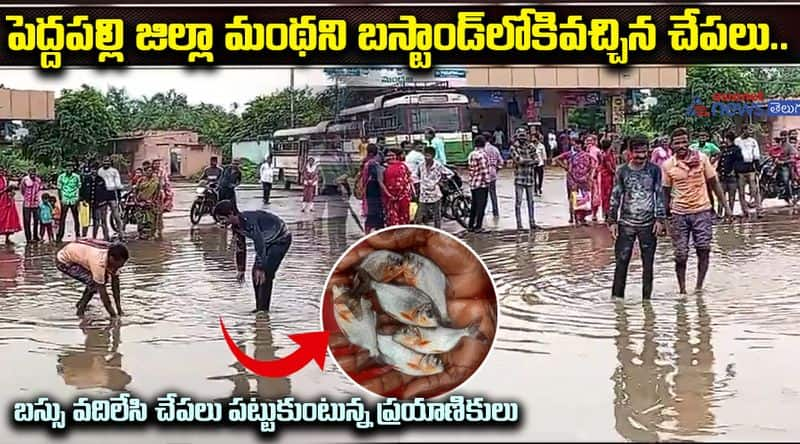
xmin=654 ymin=220 xmax=667 ymax=236
xmin=326 ymin=228 xmax=497 ymax=399
xmin=609 ymin=223 xmax=618 ymax=240
xmin=236 ymin=271 xmax=246 ymax=284
xmin=253 ymin=268 xmax=266 ymax=286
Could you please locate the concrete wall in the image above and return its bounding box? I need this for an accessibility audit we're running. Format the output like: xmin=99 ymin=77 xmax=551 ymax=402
xmin=0 ymin=88 xmax=55 ymax=120
xmin=466 ymin=66 xmax=686 ymax=89
xmin=122 ymin=131 xmax=216 ymax=177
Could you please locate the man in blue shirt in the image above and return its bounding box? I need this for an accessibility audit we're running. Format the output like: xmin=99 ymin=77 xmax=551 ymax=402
xmin=425 ymin=127 xmax=447 ymax=165
xmin=212 ymin=200 xmax=293 ymax=313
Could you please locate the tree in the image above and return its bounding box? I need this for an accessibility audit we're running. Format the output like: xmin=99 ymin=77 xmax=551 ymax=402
xmin=646 ymin=66 xmax=800 ymax=135
xmin=235 ymin=87 xmax=332 ymax=140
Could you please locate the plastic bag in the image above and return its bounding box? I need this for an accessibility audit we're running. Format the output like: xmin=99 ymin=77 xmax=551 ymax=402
xmin=78 ymin=201 xmax=91 ymax=228
xmin=409 ymin=202 xmax=418 ymax=219
xmin=572 ymin=190 xmax=592 ymax=212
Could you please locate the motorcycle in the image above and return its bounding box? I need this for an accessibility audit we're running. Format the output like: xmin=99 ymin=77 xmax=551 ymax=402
xmin=759 ymin=154 xmax=800 ymax=208
xmin=439 ymin=171 xmax=471 ymax=228
xmin=190 ymin=180 xmax=220 ymax=225
xmin=109 ymin=188 xmax=138 ymax=234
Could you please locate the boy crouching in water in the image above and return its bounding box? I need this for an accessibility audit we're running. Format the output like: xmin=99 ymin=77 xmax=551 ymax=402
xmin=56 ymin=239 xmax=129 ymax=318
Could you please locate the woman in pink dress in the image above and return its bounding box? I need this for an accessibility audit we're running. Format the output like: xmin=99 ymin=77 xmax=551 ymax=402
xmin=302 ymin=157 xmax=319 ymax=212
xmin=585 ymin=134 xmax=603 ymax=221
xmin=0 ymin=168 xmax=22 ymax=243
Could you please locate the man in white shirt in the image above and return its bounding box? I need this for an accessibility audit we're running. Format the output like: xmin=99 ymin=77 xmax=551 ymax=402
xmin=533 ymin=133 xmax=548 ymax=196
xmin=493 ymin=127 xmax=505 ymax=149
xmin=97 ymin=157 xmax=125 ymax=240
xmin=734 ymin=126 xmax=763 ymax=216
xmin=260 ymin=156 xmax=275 ymax=204
xmin=548 ymin=131 xmax=557 ymax=163
xmin=403 ymin=141 xmax=425 ymax=198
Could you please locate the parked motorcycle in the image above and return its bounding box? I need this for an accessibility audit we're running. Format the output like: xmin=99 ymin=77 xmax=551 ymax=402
xmin=759 ymin=155 xmax=800 ymax=208
xmin=190 ymin=180 xmax=220 ymax=225
xmin=109 ymin=188 xmax=138 ymax=234
xmin=439 ymin=171 xmax=471 ymax=228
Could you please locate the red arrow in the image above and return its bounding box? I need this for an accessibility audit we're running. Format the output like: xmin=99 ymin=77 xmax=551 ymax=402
xmin=219 ymin=317 xmax=330 ymax=378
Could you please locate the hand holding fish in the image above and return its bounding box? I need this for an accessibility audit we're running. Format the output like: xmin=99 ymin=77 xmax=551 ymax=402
xmin=327 ymin=227 xmax=497 ymax=399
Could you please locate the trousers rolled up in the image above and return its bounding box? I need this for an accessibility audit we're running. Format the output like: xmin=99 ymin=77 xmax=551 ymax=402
xmin=488 ymin=181 xmax=499 ymax=216
xmin=253 ymin=233 xmax=292 ymax=312
xmin=108 ymin=199 xmax=124 ymax=238
xmin=514 ymin=184 xmax=535 ymax=229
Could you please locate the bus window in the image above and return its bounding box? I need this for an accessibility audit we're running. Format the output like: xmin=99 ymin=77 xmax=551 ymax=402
xmin=411 ymin=107 xmax=462 ymax=133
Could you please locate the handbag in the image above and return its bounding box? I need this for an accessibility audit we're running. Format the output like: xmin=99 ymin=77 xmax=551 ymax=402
xmin=78 ymin=201 xmax=91 ymax=228
xmin=572 ymin=190 xmax=592 ymax=212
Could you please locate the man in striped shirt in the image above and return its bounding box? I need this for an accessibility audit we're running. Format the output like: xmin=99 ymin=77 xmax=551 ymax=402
xmin=468 ymin=135 xmax=492 ymax=233
xmin=482 ymin=131 xmax=504 ymax=218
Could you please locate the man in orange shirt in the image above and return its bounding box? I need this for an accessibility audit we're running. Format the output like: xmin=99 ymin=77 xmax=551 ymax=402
xmin=662 ymin=127 xmax=732 ymax=294
xmin=56 ymin=239 xmax=129 ymax=318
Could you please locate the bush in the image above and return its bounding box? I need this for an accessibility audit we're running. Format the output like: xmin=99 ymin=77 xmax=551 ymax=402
xmin=0 ymin=148 xmax=59 ymax=181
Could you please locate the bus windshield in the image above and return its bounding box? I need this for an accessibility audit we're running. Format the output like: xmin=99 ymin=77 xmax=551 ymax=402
xmin=410 ymin=106 xmax=463 ymax=133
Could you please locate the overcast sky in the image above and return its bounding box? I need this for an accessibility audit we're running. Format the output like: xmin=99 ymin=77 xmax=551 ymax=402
xmin=0 ymin=67 xmax=332 ymax=110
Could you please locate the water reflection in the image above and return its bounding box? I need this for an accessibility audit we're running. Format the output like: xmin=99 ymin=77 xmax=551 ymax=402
xmin=0 ymin=245 xmax=22 ymax=292
xmin=56 ymin=322 xmax=131 ymax=392
xmin=210 ymin=314 xmax=291 ymax=400
xmin=612 ymin=297 xmax=717 ymax=441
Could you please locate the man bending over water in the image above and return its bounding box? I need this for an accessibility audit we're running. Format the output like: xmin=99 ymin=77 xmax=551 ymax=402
xmin=662 ymin=127 xmax=732 ymax=294
xmin=608 ymin=135 xmax=667 ymax=300
xmin=56 ymin=240 xmax=129 ymax=318
xmin=212 ymin=200 xmax=292 ymax=313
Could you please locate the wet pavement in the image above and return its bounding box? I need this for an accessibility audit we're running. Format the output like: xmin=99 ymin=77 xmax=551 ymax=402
xmin=350 ymin=167 xmax=794 ymax=234
xmin=2 ymin=179 xmax=800 ymax=442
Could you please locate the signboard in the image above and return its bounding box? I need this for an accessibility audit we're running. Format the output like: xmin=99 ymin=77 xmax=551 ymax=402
xmin=323 ymin=68 xmax=467 ymax=87
xmin=611 ymin=96 xmax=625 ymax=124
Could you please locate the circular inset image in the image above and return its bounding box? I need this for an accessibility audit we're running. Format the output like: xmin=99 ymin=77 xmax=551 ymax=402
xmin=321 ymin=225 xmax=498 ymax=400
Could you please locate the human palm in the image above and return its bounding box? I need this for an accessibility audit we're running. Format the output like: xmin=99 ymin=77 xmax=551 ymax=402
xmin=326 ymin=228 xmax=497 ymax=399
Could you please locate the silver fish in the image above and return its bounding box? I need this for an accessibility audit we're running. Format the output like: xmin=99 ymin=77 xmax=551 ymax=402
xmin=392 ymin=323 xmax=486 ymax=355
xmin=403 ymin=252 xmax=451 ymax=324
xmin=332 ymin=285 xmax=379 ymax=358
xmin=367 ymin=281 xmax=439 ymax=327
xmin=376 ymin=334 xmax=444 ymax=377
xmin=357 ymin=250 xmax=407 ymax=283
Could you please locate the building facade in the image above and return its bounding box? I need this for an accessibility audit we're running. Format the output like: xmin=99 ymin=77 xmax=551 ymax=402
xmin=108 ymin=131 xmax=219 ymax=178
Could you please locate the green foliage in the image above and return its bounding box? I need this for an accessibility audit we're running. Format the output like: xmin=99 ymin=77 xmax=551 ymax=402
xmin=567 ymin=107 xmax=606 ymax=132
xmin=13 ymin=84 xmax=338 ymax=170
xmin=647 ymin=66 xmax=800 ymax=135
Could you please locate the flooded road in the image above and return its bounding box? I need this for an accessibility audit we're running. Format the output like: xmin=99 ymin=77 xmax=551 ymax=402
xmin=467 ymin=219 xmax=800 ymax=441
xmin=3 ymin=183 xmax=800 ymax=442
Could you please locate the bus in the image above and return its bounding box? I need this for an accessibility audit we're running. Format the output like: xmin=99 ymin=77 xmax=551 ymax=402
xmin=271 ymin=120 xmax=360 ymax=192
xmin=271 ymin=83 xmax=472 ymax=191
xmin=337 ymin=85 xmax=473 ymax=164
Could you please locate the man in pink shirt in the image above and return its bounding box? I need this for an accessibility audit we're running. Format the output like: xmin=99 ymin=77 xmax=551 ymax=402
xmin=56 ymin=239 xmax=129 ymax=318
xmin=20 ymin=168 xmax=43 ymax=243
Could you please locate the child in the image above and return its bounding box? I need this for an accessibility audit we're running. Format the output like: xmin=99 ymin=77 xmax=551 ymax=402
xmin=39 ymin=193 xmax=55 ymax=242
xmin=51 ymin=195 xmax=62 ymax=237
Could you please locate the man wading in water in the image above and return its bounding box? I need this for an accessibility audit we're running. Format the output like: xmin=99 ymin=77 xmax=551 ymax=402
xmin=212 ymin=200 xmax=292 ymax=313
xmin=56 ymin=240 xmax=129 ymax=318
xmin=662 ymin=127 xmax=732 ymax=294
xmin=607 ymin=136 xmax=666 ymax=300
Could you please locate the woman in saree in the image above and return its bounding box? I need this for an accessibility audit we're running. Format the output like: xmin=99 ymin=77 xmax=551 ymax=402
xmin=301 ymin=157 xmax=319 ymax=212
xmin=585 ymin=134 xmax=603 ymax=222
xmin=151 ymin=159 xmax=173 ymax=239
xmin=0 ymin=167 xmax=22 ymax=243
xmin=361 ymin=143 xmax=387 ymax=233
xmin=382 ymin=147 xmax=413 ymax=227
xmin=135 ymin=166 xmax=161 ymax=240
xmin=598 ymin=138 xmax=618 ymax=220
xmin=555 ymin=138 xmax=596 ymax=226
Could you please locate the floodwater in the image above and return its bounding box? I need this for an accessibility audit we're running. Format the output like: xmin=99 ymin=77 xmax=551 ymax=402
xmin=2 ymin=184 xmax=800 ymax=442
